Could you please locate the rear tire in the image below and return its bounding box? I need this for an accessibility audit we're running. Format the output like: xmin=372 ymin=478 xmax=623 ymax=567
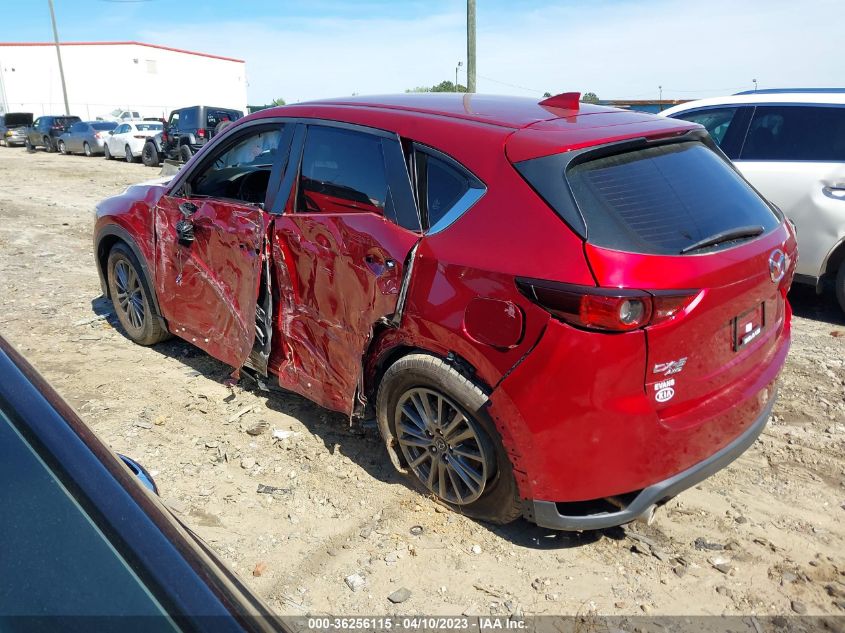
xmin=179 ymin=144 xmax=193 ymax=162
xmin=124 ymin=144 xmax=135 ymax=163
xmin=377 ymin=353 xmax=522 ymax=525
xmin=106 ymin=243 xmax=169 ymax=346
xmin=142 ymin=141 xmax=160 ymax=167
xmin=25 ymin=138 xmax=34 ymax=152
xmin=83 ymin=142 xmax=92 ymax=157
xmin=836 ymin=261 xmax=845 ymax=314
xmin=44 ymin=136 xmax=55 ymax=152
xmin=104 ymin=144 xmax=112 ymax=160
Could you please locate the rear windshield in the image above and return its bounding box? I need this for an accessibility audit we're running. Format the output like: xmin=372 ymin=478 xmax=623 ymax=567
xmin=562 ymin=142 xmax=779 ymax=255
xmin=92 ymin=122 xmax=117 ymax=131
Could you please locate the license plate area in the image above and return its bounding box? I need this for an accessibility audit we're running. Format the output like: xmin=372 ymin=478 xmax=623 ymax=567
xmin=732 ymin=302 xmax=765 ymax=351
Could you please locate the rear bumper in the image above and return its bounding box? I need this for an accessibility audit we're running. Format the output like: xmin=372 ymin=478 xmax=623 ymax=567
xmin=524 ymin=387 xmax=776 ymax=530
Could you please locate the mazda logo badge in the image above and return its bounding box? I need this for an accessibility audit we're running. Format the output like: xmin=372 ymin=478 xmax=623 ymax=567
xmin=769 ymin=249 xmax=786 ymax=283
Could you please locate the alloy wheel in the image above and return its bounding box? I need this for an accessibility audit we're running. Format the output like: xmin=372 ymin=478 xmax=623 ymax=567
xmin=114 ymin=260 xmax=145 ymax=331
xmin=395 ymin=387 xmax=493 ymax=505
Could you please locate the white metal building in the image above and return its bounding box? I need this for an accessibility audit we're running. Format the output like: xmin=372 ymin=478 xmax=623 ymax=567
xmin=0 ymin=41 xmax=247 ymax=119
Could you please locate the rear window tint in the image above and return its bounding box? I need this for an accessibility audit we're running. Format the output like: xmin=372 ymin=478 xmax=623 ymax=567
xmin=566 ymin=142 xmax=779 ymax=255
xmin=92 ymin=122 xmax=117 ymax=131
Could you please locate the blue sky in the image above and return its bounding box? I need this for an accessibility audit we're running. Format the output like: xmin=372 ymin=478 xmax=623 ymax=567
xmin=3 ymin=0 xmax=841 ymax=104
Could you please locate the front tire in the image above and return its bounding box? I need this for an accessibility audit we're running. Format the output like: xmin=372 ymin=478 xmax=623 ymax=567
xmin=25 ymin=138 xmax=34 ymax=152
xmin=179 ymin=144 xmax=193 ymax=162
xmin=377 ymin=354 xmax=522 ymax=524
xmin=106 ymin=243 xmax=169 ymax=345
xmin=44 ymin=136 xmax=55 ymax=152
xmin=58 ymin=140 xmax=67 ymax=154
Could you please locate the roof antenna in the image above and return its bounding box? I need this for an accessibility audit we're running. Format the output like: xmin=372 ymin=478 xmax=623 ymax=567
xmin=538 ymin=92 xmax=580 ymax=110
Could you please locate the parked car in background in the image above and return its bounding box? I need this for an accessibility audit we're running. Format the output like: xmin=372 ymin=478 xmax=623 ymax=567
xmin=97 ymin=108 xmax=143 ymax=122
xmin=94 ymin=93 xmax=796 ymax=530
xmin=158 ymin=105 xmax=243 ymax=162
xmin=104 ymin=120 xmax=163 ymax=162
xmin=661 ymin=89 xmax=845 ymax=311
xmin=24 ymin=115 xmax=81 ymax=152
xmin=0 ymin=112 xmax=33 ymax=147
xmin=57 ymin=120 xmax=117 ymax=156
xmin=0 ymin=335 xmax=285 ymax=630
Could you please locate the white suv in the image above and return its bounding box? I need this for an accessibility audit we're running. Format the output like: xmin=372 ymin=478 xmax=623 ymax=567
xmin=661 ymin=89 xmax=845 ymax=311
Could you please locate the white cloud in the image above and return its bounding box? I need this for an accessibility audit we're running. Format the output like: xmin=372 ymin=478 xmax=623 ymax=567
xmin=140 ymin=0 xmax=842 ymax=104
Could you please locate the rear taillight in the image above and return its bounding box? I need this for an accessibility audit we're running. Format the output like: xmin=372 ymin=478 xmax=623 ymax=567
xmin=197 ymin=128 xmax=206 ymax=139
xmin=161 ymin=131 xmax=169 ymax=142
xmin=517 ymin=278 xmax=698 ymax=332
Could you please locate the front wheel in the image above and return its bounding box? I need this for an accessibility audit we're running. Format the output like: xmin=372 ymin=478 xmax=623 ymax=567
xmin=377 ymin=354 xmax=522 ymax=524
xmin=58 ymin=140 xmax=67 ymax=154
xmin=179 ymin=144 xmax=192 ymax=162
xmin=25 ymin=138 xmax=34 ymax=152
xmin=106 ymin=243 xmax=169 ymax=345
xmin=44 ymin=136 xmax=55 ymax=152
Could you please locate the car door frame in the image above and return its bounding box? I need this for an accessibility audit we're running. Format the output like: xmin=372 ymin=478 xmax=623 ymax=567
xmin=153 ymin=118 xmax=296 ymax=369
xmin=266 ymin=118 xmax=422 ymax=414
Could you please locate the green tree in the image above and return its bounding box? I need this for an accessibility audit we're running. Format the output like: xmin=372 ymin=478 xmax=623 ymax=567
xmin=271 ymin=97 xmax=286 ymax=106
xmin=405 ymin=80 xmax=466 ymax=93
xmin=542 ymin=92 xmax=552 ymax=98
xmin=580 ymin=92 xmax=600 ymax=104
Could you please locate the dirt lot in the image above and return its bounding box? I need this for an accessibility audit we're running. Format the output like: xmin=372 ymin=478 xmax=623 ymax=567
xmin=1 ymin=148 xmax=844 ymax=618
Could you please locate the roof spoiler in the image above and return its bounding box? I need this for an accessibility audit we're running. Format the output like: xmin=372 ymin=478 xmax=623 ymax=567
xmin=538 ymin=92 xmax=581 ymax=109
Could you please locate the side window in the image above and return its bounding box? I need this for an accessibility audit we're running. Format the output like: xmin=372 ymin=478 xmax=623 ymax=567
xmin=296 ymin=126 xmax=388 ymax=215
xmin=674 ymin=107 xmax=738 ymax=146
xmin=191 ymin=126 xmax=284 ymax=204
xmin=413 ymin=146 xmax=485 ymax=231
xmin=32 ymin=118 xmax=40 ymax=129
xmin=69 ymin=123 xmax=83 ymax=133
xmin=168 ymin=112 xmax=180 ymax=129
xmin=114 ymin=124 xmax=127 ymax=134
xmin=740 ymin=106 xmax=845 ymax=161
xmin=181 ymin=109 xmax=198 ymax=130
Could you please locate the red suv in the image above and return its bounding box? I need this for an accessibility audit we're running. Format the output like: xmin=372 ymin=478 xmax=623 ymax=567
xmin=93 ymin=93 xmax=796 ymax=530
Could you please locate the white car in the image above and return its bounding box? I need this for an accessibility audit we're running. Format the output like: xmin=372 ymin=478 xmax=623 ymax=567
xmin=104 ymin=121 xmax=163 ymax=163
xmin=661 ymin=89 xmax=845 ymax=310
xmin=98 ymin=109 xmax=143 ymax=122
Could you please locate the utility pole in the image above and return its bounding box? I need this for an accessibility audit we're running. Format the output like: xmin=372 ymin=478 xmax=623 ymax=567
xmin=466 ymin=0 xmax=476 ymax=93
xmin=48 ymin=0 xmax=70 ymax=115
xmin=455 ymin=61 xmax=462 ymax=90
xmin=753 ymin=78 xmax=758 ymax=92
xmin=659 ymin=85 xmax=663 ymax=100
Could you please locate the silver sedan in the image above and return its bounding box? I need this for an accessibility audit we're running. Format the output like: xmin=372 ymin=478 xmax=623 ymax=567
xmin=57 ymin=121 xmax=117 ymax=156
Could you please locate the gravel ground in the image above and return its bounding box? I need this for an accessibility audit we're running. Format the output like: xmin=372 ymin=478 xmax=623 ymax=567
xmin=0 ymin=147 xmax=843 ymax=618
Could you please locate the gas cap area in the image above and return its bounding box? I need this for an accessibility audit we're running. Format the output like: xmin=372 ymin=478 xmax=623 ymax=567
xmin=463 ymin=297 xmax=524 ymax=349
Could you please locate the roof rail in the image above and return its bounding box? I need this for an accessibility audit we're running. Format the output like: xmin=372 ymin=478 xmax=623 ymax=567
xmin=734 ymin=88 xmax=845 ymax=95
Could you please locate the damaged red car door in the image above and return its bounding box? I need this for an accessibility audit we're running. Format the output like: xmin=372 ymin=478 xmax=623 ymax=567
xmin=154 ymin=124 xmax=287 ymax=369
xmin=270 ymin=123 xmax=421 ymax=413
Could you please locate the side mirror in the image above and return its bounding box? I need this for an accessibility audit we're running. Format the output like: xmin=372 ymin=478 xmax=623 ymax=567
xmin=179 ymin=201 xmax=198 ymax=218
xmin=108 ymin=131 xmax=114 ymax=135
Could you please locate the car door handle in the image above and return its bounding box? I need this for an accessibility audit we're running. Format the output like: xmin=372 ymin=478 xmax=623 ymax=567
xmin=364 ymin=255 xmax=396 ymax=275
xmin=822 ymin=185 xmax=845 ymax=199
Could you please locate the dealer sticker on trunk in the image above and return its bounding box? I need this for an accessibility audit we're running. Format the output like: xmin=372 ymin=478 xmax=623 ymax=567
xmin=654 ymin=378 xmax=676 ymax=403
